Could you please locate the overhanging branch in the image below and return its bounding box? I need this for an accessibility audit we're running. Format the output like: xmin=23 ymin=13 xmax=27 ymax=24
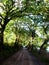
xmin=0 ymin=14 xmax=4 ymax=19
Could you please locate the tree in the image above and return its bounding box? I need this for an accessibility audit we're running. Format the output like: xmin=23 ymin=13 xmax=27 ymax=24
xmin=0 ymin=0 xmax=49 ymax=51
xmin=39 ymin=22 xmax=49 ymax=53
xmin=0 ymin=0 xmax=29 ymax=48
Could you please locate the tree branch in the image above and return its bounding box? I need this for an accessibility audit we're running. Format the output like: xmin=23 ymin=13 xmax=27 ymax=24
xmin=0 ymin=14 xmax=4 ymax=19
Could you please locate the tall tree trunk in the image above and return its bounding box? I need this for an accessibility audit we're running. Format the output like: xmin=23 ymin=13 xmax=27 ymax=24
xmin=0 ymin=30 xmax=4 ymax=50
xmin=0 ymin=18 xmax=10 ymax=50
xmin=0 ymin=22 xmax=4 ymax=50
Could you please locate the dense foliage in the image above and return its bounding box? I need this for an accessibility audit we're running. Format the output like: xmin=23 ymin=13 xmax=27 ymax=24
xmin=0 ymin=0 xmax=49 ymax=64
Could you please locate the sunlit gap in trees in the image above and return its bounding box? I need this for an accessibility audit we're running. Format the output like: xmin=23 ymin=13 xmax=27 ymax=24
xmin=45 ymin=42 xmax=49 ymax=52
xmin=21 ymin=23 xmax=29 ymax=31
xmin=13 ymin=0 xmax=22 ymax=8
xmin=46 ymin=46 xmax=49 ymax=52
xmin=36 ymin=0 xmax=49 ymax=3
xmin=0 ymin=3 xmax=3 ymax=13
xmin=35 ymin=30 xmax=45 ymax=38
xmin=0 ymin=7 xmax=3 ymax=13
xmin=14 ymin=21 xmax=29 ymax=31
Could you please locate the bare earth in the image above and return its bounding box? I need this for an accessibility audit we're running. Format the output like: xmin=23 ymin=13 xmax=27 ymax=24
xmin=2 ymin=48 xmax=43 ymax=65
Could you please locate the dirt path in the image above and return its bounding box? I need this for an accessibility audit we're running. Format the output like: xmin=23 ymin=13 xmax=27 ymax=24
xmin=1 ymin=48 xmax=43 ymax=65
